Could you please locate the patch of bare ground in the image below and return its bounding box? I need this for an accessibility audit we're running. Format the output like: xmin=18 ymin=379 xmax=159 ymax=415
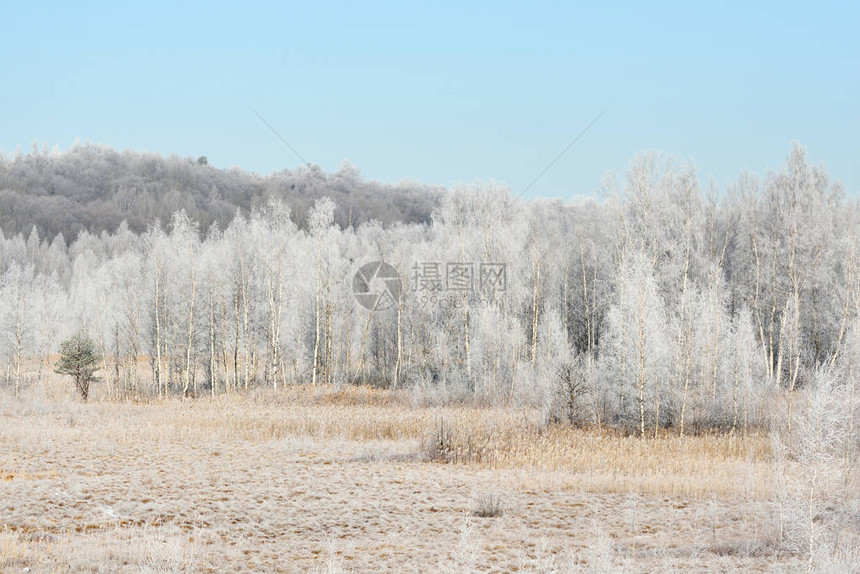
xmin=1 ymin=384 xmax=856 ymax=572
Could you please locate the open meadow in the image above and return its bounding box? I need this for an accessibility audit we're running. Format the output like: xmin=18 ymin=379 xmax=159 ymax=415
xmin=2 ymin=380 xmax=856 ymax=573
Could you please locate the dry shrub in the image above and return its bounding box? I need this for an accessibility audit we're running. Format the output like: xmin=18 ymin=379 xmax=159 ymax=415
xmin=473 ymin=490 xmax=504 ymax=518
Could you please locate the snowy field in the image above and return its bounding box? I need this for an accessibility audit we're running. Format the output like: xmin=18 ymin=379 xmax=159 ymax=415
xmin=3 ymin=383 xmax=855 ymax=573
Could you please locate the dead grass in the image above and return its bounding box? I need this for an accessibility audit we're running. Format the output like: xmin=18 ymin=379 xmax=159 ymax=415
xmin=0 ymin=380 xmax=856 ymax=572
xmin=424 ymin=410 xmax=772 ymax=499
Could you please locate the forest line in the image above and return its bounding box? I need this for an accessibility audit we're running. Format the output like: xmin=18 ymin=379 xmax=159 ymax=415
xmin=1 ymin=143 xmax=858 ymax=439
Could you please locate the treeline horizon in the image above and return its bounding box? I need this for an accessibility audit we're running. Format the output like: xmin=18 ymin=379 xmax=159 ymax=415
xmin=0 ymin=141 xmax=443 ymax=242
xmin=1 ymin=142 xmax=858 ymax=438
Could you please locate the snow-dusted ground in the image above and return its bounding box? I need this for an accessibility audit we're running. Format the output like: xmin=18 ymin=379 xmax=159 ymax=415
xmin=1 ymin=384 xmax=855 ymax=572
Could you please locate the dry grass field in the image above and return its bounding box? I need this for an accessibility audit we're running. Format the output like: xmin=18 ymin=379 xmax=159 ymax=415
xmin=1 ymin=380 xmax=857 ymax=573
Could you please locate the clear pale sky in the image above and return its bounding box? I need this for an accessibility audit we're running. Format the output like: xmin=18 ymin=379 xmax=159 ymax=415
xmin=1 ymin=1 xmax=857 ymax=198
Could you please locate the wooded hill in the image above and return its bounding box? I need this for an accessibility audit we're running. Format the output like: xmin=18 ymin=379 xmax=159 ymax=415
xmin=0 ymin=142 xmax=443 ymax=241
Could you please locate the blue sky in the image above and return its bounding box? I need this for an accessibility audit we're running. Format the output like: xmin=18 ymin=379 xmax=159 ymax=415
xmin=1 ymin=1 xmax=857 ymax=197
